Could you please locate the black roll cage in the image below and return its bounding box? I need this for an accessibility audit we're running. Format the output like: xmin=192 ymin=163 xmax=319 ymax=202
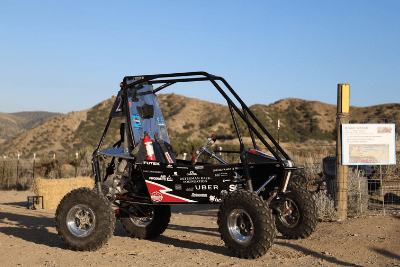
xmin=93 ymin=71 xmax=296 ymax=192
xmin=122 ymin=71 xmax=290 ymax=161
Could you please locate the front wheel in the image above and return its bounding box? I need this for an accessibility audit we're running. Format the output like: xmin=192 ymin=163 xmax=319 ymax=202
xmin=272 ymin=186 xmax=318 ymax=239
xmin=120 ymin=204 xmax=171 ymax=239
xmin=217 ymin=191 xmax=275 ymax=259
xmin=55 ymin=188 xmax=116 ymax=251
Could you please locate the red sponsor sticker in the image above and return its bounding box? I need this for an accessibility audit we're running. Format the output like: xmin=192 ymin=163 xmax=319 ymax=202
xmin=151 ymin=191 xmax=163 ymax=202
xmin=165 ymin=152 xmax=174 ymax=163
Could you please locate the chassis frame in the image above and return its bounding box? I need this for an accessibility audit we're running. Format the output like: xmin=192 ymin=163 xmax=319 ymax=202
xmin=91 ymin=71 xmax=300 ymax=206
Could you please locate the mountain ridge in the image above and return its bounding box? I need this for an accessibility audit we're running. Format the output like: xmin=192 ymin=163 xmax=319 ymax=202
xmin=0 ymin=95 xmax=398 ymax=157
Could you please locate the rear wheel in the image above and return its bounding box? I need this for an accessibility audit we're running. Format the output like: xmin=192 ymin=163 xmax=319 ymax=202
xmin=273 ymin=186 xmax=318 ymax=239
xmin=121 ymin=205 xmax=171 ymax=239
xmin=55 ymin=188 xmax=116 ymax=251
xmin=217 ymin=191 xmax=275 ymax=259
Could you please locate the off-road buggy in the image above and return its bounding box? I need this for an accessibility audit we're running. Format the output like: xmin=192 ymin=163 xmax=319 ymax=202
xmin=55 ymin=72 xmax=317 ymax=259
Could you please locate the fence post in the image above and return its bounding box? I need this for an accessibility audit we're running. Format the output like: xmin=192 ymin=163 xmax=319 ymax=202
xmin=75 ymin=152 xmax=78 ymax=178
xmin=380 ymin=165 xmax=385 ymax=216
xmin=17 ymin=154 xmax=20 ymax=186
xmin=5 ymin=156 xmax=9 ymax=189
xmin=335 ymin=84 xmax=350 ymax=220
xmin=2 ymin=156 xmax=5 ymax=187
xmin=32 ymin=154 xmax=36 ymax=180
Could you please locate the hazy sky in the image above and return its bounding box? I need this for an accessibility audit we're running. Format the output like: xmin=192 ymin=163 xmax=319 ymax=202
xmin=1 ymin=0 xmax=399 ymax=114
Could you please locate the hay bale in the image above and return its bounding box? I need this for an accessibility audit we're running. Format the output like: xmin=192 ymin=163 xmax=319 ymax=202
xmin=31 ymin=177 xmax=94 ymax=209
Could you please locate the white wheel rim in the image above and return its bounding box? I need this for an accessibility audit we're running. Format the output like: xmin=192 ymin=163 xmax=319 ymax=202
xmin=129 ymin=206 xmax=154 ymax=228
xmin=227 ymin=209 xmax=254 ymax=244
xmin=66 ymin=204 xmax=96 ymax=237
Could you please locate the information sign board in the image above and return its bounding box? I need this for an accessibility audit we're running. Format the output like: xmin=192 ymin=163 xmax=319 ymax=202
xmin=342 ymin=124 xmax=396 ymax=165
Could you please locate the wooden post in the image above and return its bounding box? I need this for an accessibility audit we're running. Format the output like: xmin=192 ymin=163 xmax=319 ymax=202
xmin=2 ymin=156 xmax=5 ymax=187
xmin=75 ymin=152 xmax=78 ymax=178
xmin=32 ymin=154 xmax=36 ymax=180
xmin=335 ymin=84 xmax=350 ymax=220
xmin=16 ymin=154 xmax=20 ymax=186
xmin=5 ymin=156 xmax=9 ymax=189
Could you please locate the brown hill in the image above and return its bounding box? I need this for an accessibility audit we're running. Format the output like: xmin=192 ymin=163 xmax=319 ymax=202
xmin=0 ymin=113 xmax=28 ymax=142
xmin=0 ymin=111 xmax=61 ymax=143
xmin=0 ymin=94 xmax=399 ymax=158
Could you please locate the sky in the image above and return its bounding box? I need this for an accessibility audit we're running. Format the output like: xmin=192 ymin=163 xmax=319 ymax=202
xmin=0 ymin=0 xmax=399 ymax=114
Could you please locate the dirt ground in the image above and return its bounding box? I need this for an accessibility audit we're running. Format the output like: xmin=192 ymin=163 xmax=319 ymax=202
xmin=0 ymin=190 xmax=399 ymax=267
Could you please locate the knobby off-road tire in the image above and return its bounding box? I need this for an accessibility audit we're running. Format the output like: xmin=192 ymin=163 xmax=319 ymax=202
xmin=55 ymin=187 xmax=116 ymax=251
xmin=121 ymin=205 xmax=171 ymax=239
xmin=274 ymin=185 xmax=317 ymax=239
xmin=217 ymin=191 xmax=276 ymax=259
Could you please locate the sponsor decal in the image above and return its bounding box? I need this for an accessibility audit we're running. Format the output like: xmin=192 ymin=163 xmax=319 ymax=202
xmin=191 ymin=193 xmax=207 ymax=198
xmin=215 ymin=173 xmax=228 ymax=177
xmin=166 ymin=164 xmax=173 ymax=168
xmin=195 ymin=166 xmax=204 ymax=170
xmin=233 ymin=172 xmax=242 ymax=179
xmin=165 ymin=152 xmax=174 ymax=163
xmin=195 ymin=185 xmax=218 ymax=190
xmin=146 ymin=170 xmax=163 ymax=174
xmin=157 ymin=117 xmax=165 ymax=126
xmin=213 ymin=166 xmax=243 ymax=172
xmin=186 ymin=187 xmax=194 ymax=191
xmin=187 ymin=171 xmax=197 ymax=176
xmin=177 ymin=166 xmax=188 ymax=169
xmin=220 ymin=190 xmax=228 ymax=197
xmin=149 ymin=175 xmax=172 ymax=181
xmin=223 ymin=179 xmax=231 ymax=182
xmin=146 ymin=181 xmax=196 ymax=203
xmin=179 ymin=177 xmax=212 ymax=184
xmin=151 ymin=191 xmax=163 ymax=202
xmin=143 ymin=161 xmax=160 ymax=166
xmin=229 ymin=184 xmax=243 ymax=192
xmin=132 ymin=114 xmax=142 ymax=129
xmin=173 ymin=172 xmax=179 ymax=176
xmin=149 ymin=176 xmax=166 ymax=181
xmin=175 ymin=184 xmax=182 ymax=190
xmin=209 ymin=195 xmax=222 ymax=202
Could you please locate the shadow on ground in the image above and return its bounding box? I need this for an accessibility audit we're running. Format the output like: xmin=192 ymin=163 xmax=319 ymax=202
xmin=0 ymin=211 xmax=64 ymax=249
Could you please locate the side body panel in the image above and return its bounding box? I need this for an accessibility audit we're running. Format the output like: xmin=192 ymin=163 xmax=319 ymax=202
xmin=139 ymin=161 xmax=284 ymax=204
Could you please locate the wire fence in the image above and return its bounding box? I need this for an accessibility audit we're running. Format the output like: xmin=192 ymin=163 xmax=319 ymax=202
xmin=292 ymin=160 xmax=400 ymax=217
xmin=0 ymin=156 xmax=91 ymax=190
xmin=1 ymin=126 xmax=398 ymax=219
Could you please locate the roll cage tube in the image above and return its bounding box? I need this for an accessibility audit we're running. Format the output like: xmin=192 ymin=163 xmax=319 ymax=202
xmin=121 ymin=71 xmax=290 ymax=163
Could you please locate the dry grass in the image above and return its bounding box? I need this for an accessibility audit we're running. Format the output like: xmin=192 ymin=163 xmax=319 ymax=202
xmin=312 ymin=191 xmax=337 ymax=221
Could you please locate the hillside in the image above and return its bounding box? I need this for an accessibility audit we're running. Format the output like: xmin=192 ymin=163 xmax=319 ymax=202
xmin=0 ymin=111 xmax=61 ymax=143
xmin=0 ymin=94 xmax=399 ymax=157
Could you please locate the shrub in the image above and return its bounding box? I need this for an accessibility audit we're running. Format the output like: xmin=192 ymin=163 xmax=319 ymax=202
xmin=347 ymin=169 xmax=369 ymax=214
xmin=312 ymin=191 xmax=337 ymax=221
